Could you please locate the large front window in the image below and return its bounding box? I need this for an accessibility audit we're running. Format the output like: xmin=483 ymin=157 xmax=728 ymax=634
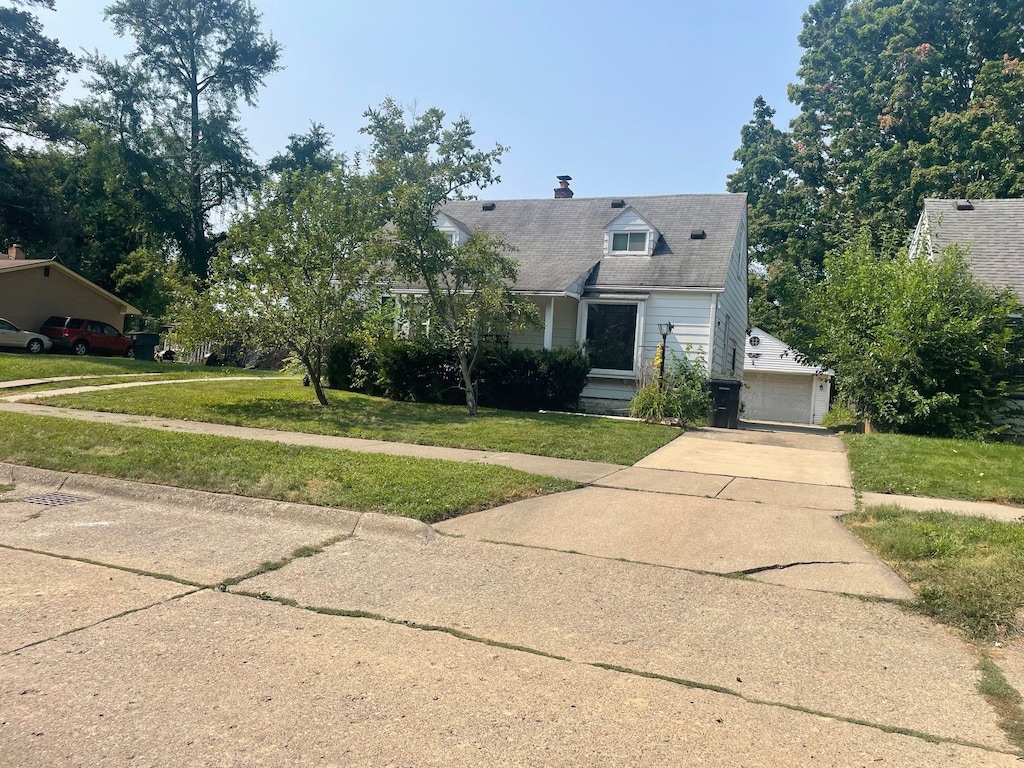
xmin=586 ymin=303 xmax=638 ymax=372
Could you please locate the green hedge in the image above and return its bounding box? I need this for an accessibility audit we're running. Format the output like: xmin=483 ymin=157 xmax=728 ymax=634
xmin=328 ymin=338 xmax=590 ymax=412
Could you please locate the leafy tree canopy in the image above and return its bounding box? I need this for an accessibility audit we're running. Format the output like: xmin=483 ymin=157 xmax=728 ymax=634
xmin=0 ymin=0 xmax=76 ymax=140
xmin=731 ymin=0 xmax=1024 ymax=343
xmin=83 ymin=0 xmax=281 ymax=279
xmin=362 ymin=99 xmax=536 ymax=415
xmin=176 ymin=165 xmax=384 ymax=406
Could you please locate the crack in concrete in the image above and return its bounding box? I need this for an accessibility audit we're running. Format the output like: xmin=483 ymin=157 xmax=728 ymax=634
xmin=734 ymin=560 xmax=856 ymax=575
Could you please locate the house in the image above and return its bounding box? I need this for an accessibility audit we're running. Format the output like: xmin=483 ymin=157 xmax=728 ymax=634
xmin=910 ymin=198 xmax=1024 ymax=301
xmin=741 ymin=327 xmax=833 ymax=425
xmin=0 ymin=245 xmax=140 ymax=332
xmin=406 ymin=181 xmax=748 ymax=413
xmin=910 ymin=199 xmax=1024 ymax=434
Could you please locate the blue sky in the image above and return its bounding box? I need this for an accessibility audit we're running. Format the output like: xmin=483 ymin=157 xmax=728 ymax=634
xmin=40 ymin=0 xmax=811 ymax=200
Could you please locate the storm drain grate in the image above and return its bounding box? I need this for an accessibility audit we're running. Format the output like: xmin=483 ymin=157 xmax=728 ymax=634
xmin=22 ymin=493 xmax=92 ymax=507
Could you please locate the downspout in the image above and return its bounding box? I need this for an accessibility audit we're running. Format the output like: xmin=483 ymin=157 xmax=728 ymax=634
xmin=707 ymin=295 xmax=719 ymax=375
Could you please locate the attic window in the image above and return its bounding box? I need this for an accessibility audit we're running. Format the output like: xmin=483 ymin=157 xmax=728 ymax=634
xmin=955 ymin=200 xmax=974 ymax=211
xmin=690 ymin=229 xmax=707 ymax=239
xmin=611 ymin=232 xmax=647 ymax=253
xmin=482 ymin=202 xmax=496 ymax=211
xmin=610 ymin=199 xmax=625 ymax=208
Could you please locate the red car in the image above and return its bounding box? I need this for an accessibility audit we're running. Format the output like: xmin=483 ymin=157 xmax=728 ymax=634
xmin=39 ymin=316 xmax=135 ymax=357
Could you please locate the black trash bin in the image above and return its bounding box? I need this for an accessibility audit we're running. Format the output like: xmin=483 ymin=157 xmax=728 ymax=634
xmin=708 ymin=378 xmax=742 ymax=429
xmin=129 ymin=332 xmax=160 ymax=361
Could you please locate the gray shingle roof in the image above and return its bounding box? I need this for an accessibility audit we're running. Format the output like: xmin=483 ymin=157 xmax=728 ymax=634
xmin=439 ymin=193 xmax=747 ymax=294
xmin=920 ymin=198 xmax=1024 ymax=302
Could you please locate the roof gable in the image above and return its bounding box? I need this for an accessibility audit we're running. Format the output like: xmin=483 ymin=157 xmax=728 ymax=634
xmin=0 ymin=259 xmax=141 ymax=315
xmin=744 ymin=327 xmax=832 ymax=376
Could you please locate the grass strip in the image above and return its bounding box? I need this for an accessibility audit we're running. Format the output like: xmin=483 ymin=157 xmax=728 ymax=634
xmin=0 ymin=352 xmax=258 ymax=380
xmin=842 ymin=504 xmax=1024 ymax=640
xmin=0 ymin=411 xmax=576 ymax=522
xmin=30 ymin=377 xmax=679 ymax=465
xmin=843 ymin=433 xmax=1024 ymax=504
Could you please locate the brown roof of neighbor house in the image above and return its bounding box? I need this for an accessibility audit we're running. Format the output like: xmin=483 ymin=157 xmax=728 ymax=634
xmin=918 ymin=198 xmax=1024 ymax=302
xmin=438 ymin=193 xmax=747 ymax=295
xmin=0 ymin=258 xmax=142 ymax=314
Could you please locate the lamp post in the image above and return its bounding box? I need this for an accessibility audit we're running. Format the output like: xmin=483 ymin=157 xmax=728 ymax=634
xmin=657 ymin=322 xmax=673 ymax=386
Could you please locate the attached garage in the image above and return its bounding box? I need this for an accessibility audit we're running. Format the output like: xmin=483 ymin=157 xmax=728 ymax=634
xmin=742 ymin=328 xmax=832 ymax=425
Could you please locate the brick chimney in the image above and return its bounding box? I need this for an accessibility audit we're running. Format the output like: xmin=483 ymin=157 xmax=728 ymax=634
xmin=5 ymin=244 xmax=26 ymax=260
xmin=554 ymin=175 xmax=573 ymax=199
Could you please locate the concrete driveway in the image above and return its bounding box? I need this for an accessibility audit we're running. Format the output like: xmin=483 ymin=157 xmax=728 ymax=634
xmin=1 ymin=422 xmax=1020 ymax=765
xmin=438 ymin=424 xmax=904 ymax=598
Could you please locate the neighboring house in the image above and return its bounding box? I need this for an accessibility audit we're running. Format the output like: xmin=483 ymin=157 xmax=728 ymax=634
xmin=399 ymin=182 xmax=749 ymax=413
xmin=741 ymin=327 xmax=833 ymax=425
xmin=910 ymin=199 xmax=1024 ymax=435
xmin=910 ymin=198 xmax=1024 ymax=302
xmin=0 ymin=245 xmax=140 ymax=332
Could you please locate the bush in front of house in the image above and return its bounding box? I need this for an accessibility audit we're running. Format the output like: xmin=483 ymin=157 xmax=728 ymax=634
xmin=476 ymin=346 xmax=591 ymax=412
xmin=328 ymin=338 xmax=591 ymax=412
xmin=631 ymin=352 xmax=711 ymax=427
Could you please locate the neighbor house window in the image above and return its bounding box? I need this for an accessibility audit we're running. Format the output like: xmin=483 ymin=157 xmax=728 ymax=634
xmin=611 ymin=231 xmax=647 ymax=253
xmin=585 ymin=303 xmax=639 ymax=372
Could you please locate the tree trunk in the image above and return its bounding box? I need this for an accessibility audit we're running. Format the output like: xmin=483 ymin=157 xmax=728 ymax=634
xmin=458 ymin=351 xmax=478 ymax=416
xmin=310 ymin=373 xmax=329 ymax=407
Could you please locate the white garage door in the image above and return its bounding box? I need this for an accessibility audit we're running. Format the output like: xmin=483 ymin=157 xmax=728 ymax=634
xmin=742 ymin=372 xmax=814 ymax=424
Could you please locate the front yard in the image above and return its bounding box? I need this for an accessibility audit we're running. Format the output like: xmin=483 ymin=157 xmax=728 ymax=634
xmin=0 ymin=355 xmax=679 ymax=520
xmin=26 ymin=378 xmax=680 ymax=465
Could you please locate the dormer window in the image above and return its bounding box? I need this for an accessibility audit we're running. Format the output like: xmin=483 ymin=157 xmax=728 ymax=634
xmin=434 ymin=212 xmax=469 ymax=248
xmin=611 ymin=232 xmax=648 ymax=253
xmin=604 ymin=206 xmax=659 ymax=256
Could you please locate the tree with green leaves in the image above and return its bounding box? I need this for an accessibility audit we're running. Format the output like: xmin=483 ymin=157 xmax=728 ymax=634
xmin=179 ymin=165 xmax=382 ymax=407
xmin=84 ymin=0 xmax=281 ymax=280
xmin=0 ymin=0 xmax=76 ymax=140
xmin=730 ymin=0 xmax=1024 ymax=347
xmin=362 ymin=99 xmax=536 ymax=415
xmin=0 ymin=0 xmax=76 ymax=246
xmin=807 ymin=232 xmax=1023 ymax=438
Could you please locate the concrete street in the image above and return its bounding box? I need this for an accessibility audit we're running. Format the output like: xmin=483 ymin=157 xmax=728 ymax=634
xmin=1 ymin=410 xmax=1022 ymax=765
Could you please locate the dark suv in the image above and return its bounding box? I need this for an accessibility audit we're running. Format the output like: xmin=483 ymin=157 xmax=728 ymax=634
xmin=39 ymin=316 xmax=134 ymax=357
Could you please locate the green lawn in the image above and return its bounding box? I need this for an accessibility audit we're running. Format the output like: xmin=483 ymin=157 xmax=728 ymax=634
xmin=0 ymin=351 xmax=262 ymax=381
xmin=843 ymin=505 xmax=1024 ymax=640
xmin=29 ymin=378 xmax=679 ymax=465
xmin=843 ymin=433 xmax=1024 ymax=505
xmin=0 ymin=412 xmax=574 ymax=522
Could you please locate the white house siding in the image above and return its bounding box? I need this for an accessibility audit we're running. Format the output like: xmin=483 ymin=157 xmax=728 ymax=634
xmin=507 ymin=296 xmax=580 ymax=351
xmin=641 ymin=292 xmax=714 ymax=375
xmin=580 ymin=292 xmax=714 ymax=412
xmin=710 ymin=214 xmax=749 ymax=378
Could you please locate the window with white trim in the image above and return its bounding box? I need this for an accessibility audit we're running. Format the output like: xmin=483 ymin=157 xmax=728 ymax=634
xmin=610 ymin=231 xmax=648 ymax=254
xmin=584 ymin=302 xmax=639 ymax=373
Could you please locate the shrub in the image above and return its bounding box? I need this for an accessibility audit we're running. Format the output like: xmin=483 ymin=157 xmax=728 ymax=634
xmin=329 ymin=337 xmax=591 ymax=412
xmin=822 ymin=403 xmax=858 ymax=430
xmin=477 ymin=346 xmax=590 ymax=411
xmin=808 ymin=232 xmax=1024 ymax=438
xmin=631 ymin=351 xmax=711 ymax=427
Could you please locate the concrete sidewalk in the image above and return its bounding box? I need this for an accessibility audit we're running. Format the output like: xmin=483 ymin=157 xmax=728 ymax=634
xmin=0 ymin=465 xmax=1017 ymax=765
xmin=2 ymin=381 xmax=1022 ymax=763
